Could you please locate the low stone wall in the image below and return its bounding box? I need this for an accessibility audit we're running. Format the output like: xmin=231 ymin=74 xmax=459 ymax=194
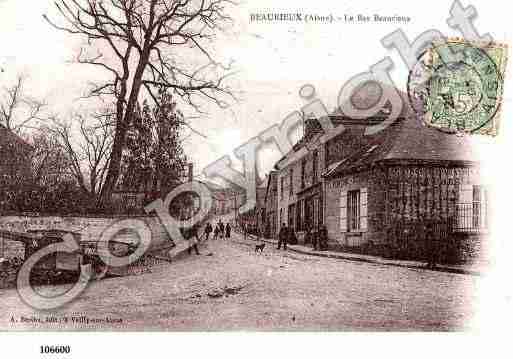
xmin=0 ymin=215 xmax=173 ymax=260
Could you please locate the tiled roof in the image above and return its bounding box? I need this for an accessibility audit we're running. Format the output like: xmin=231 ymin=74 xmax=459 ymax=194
xmin=323 ymin=115 xmax=478 ymax=178
xmin=274 ymin=81 xmax=478 ymax=179
xmin=291 ymin=81 xmax=414 ymax=155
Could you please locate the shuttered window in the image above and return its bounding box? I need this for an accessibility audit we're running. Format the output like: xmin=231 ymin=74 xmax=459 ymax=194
xmin=348 ymin=190 xmax=360 ymax=231
xmin=339 ymin=190 xmax=347 ymax=232
xmin=288 ymin=204 xmax=295 ymax=230
xmin=301 ymin=159 xmax=306 ymax=189
xmin=340 ymin=188 xmax=368 ymax=232
xmin=296 ymin=200 xmax=303 ymax=231
xmin=360 ymin=187 xmax=368 ymax=231
xmin=313 ymin=150 xmax=318 ymax=184
xmin=339 ymin=187 xmax=368 ymax=232
xmin=289 ymin=169 xmax=294 ymax=195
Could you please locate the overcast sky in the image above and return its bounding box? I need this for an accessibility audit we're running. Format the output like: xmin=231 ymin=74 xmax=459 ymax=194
xmin=0 ymin=0 xmax=510 ymax=182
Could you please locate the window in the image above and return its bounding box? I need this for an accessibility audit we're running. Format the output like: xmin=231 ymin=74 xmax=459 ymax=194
xmin=340 ymin=188 xmax=368 ymax=232
xmin=312 ymin=195 xmax=319 ymax=231
xmin=127 ymin=194 xmax=137 ymax=209
xmin=313 ymin=150 xmax=318 ymax=184
xmin=280 ymin=177 xmax=284 ymax=199
xmin=288 ymin=204 xmax=295 ymax=230
xmin=279 ymin=208 xmax=283 ymax=227
xmin=289 ymin=169 xmax=293 ymax=195
xmin=457 ymin=184 xmax=487 ymax=231
xmin=296 ymin=200 xmax=303 ymax=231
xmin=347 ymin=190 xmax=360 ymax=231
xmin=325 ymin=143 xmax=330 ymax=167
xmin=472 ymin=185 xmax=481 ymax=229
xmin=305 ymin=199 xmax=312 ymax=229
xmin=301 ymin=159 xmax=306 ymax=189
xmin=319 ymin=194 xmax=323 ymax=227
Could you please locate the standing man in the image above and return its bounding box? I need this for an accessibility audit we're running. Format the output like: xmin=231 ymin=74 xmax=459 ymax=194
xmin=213 ymin=224 xmax=220 ymax=240
xmin=277 ymin=223 xmax=288 ymax=250
xmin=225 ymin=223 xmax=231 ymax=238
xmin=219 ymin=221 xmax=225 ymax=239
xmin=187 ymin=224 xmax=201 ymax=255
xmin=318 ymin=225 xmax=328 ymax=251
xmin=204 ymin=222 xmax=213 ymax=241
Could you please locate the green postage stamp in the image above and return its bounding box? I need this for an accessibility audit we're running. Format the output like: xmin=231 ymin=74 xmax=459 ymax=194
xmin=423 ymin=39 xmax=508 ymax=136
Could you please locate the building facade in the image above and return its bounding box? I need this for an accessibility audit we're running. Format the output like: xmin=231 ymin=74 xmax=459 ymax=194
xmin=263 ymin=171 xmax=278 ymax=238
xmin=322 ymin=117 xmax=483 ymax=258
xmin=265 ymin=86 xmax=485 ymax=261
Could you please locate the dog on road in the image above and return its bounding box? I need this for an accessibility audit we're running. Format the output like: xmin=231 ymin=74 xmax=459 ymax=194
xmin=255 ymin=243 xmax=265 ymax=253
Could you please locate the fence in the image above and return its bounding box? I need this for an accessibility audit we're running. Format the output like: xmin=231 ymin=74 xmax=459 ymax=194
xmin=385 ymin=216 xmax=481 ymax=264
xmin=454 ymin=203 xmax=488 ymax=233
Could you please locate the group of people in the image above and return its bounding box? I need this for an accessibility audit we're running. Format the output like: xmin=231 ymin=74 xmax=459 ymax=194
xmin=181 ymin=220 xmax=233 ymax=256
xmin=277 ymin=223 xmax=329 ymax=251
xmin=304 ymin=225 xmax=329 ymax=251
xmin=203 ymin=220 xmax=231 ymax=241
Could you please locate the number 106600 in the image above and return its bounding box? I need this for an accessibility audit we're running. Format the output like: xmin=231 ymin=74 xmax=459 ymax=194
xmin=40 ymin=346 xmax=71 ymax=354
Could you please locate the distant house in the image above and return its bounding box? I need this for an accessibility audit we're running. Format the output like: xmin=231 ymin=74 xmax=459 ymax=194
xmin=263 ymin=171 xmax=278 ymax=238
xmin=200 ymin=180 xmax=244 ymax=218
xmin=232 ymin=176 xmax=267 ymax=234
xmin=255 ymin=176 xmax=268 ymax=229
xmin=0 ymin=125 xmax=33 ymax=212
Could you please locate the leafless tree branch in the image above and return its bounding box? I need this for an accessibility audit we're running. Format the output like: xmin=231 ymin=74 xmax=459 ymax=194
xmin=0 ymin=74 xmax=47 ymax=134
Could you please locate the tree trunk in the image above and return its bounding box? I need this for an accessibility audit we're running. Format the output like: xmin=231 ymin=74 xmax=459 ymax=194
xmin=97 ymin=50 xmax=150 ymax=208
xmin=98 ymin=122 xmax=127 ymax=208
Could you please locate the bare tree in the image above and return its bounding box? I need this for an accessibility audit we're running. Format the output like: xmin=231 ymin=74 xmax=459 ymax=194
xmin=46 ymin=110 xmax=114 ymax=202
xmin=44 ymin=0 xmax=236 ymax=205
xmin=0 ymin=74 xmax=46 ymax=134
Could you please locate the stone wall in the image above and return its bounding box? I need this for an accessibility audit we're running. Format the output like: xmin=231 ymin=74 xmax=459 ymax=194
xmin=324 ymin=163 xmax=486 ymax=260
xmin=0 ymin=215 xmax=174 ymax=260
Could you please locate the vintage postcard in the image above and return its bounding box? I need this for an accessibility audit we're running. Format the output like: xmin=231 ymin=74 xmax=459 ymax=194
xmin=0 ymin=0 xmax=512 ymax=357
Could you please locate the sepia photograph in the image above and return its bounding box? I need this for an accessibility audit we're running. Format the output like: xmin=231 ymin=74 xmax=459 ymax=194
xmin=0 ymin=0 xmax=512 ymax=356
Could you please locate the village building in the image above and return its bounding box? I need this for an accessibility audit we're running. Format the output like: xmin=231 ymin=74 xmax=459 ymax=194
xmin=266 ymin=83 xmax=485 ymax=261
xmin=322 ymin=115 xmax=483 ymax=259
xmin=201 ymin=181 xmax=237 ymax=216
xmin=263 ymin=171 xmax=278 ymax=238
xmin=236 ymin=176 xmax=268 ymax=234
xmin=256 ymin=179 xmax=267 ymax=227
